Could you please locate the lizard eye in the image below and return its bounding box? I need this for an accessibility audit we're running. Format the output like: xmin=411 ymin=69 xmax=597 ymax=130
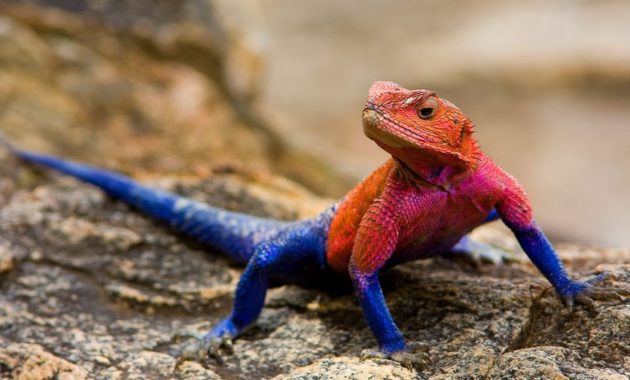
xmin=417 ymin=97 xmax=438 ymax=119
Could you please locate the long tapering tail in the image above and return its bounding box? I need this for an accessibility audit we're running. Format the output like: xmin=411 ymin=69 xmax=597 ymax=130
xmin=0 ymin=135 xmax=287 ymax=264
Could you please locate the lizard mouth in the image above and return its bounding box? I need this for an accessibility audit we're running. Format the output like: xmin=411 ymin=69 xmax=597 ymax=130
xmin=362 ymin=109 xmax=407 ymax=148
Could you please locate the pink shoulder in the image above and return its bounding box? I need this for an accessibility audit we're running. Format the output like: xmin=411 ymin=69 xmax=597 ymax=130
xmin=479 ymin=158 xmax=533 ymax=229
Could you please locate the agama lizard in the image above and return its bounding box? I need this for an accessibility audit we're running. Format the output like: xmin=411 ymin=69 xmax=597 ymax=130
xmin=1 ymin=81 xmax=626 ymax=362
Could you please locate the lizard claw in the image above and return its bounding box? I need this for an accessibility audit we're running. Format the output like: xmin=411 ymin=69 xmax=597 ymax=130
xmin=560 ymin=272 xmax=630 ymax=312
xmin=176 ymin=319 xmax=238 ymax=365
xmin=361 ymin=342 xmax=429 ymax=370
xmin=360 ymin=348 xmax=387 ymax=360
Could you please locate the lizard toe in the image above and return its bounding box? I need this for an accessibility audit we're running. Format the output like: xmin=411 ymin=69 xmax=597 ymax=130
xmin=176 ymin=333 xmax=234 ymax=365
xmin=560 ymin=272 xmax=630 ymax=312
xmin=360 ymin=348 xmax=388 ymax=361
xmin=360 ymin=342 xmax=429 ymax=371
xmin=177 ymin=338 xmax=210 ymax=364
xmin=176 ymin=319 xmax=239 ymax=364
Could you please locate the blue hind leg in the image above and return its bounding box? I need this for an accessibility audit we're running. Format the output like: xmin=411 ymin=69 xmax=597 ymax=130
xmin=449 ymin=208 xmax=514 ymax=264
xmin=179 ymin=214 xmax=332 ymax=360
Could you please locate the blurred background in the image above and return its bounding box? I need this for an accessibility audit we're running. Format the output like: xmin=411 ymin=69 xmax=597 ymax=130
xmin=0 ymin=0 xmax=629 ymax=247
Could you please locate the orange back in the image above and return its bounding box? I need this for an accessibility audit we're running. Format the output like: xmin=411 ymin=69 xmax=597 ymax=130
xmin=326 ymin=159 xmax=395 ymax=273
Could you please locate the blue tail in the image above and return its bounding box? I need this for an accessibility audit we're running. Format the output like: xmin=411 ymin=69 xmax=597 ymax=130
xmin=1 ymin=136 xmax=287 ymax=264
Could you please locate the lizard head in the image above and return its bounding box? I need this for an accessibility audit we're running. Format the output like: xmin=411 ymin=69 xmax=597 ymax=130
xmin=362 ymin=81 xmax=480 ymax=175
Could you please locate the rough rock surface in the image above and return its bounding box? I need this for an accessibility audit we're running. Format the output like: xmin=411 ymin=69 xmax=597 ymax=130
xmin=1 ymin=155 xmax=629 ymax=379
xmin=0 ymin=2 xmax=349 ymax=196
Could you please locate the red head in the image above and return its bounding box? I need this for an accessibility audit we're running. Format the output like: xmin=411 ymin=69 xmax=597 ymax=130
xmin=362 ymin=81 xmax=481 ymax=180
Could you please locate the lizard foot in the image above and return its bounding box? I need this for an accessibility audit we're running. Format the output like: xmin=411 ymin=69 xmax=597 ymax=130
xmin=560 ymin=272 xmax=630 ymax=312
xmin=361 ymin=342 xmax=430 ymax=370
xmin=177 ymin=319 xmax=238 ymax=365
xmin=449 ymin=237 xmax=515 ymax=266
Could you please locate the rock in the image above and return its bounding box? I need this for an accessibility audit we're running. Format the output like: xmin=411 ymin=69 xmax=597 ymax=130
xmin=0 ymin=2 xmax=269 ymax=173
xmin=0 ymin=242 xmax=16 ymax=273
xmin=0 ymin=2 xmax=350 ymax=196
xmin=3 ymin=0 xmax=264 ymax=105
xmin=109 ymin=350 xmax=176 ymax=380
xmin=486 ymin=346 xmax=629 ymax=380
xmin=0 ymin=340 xmax=89 ymax=380
xmin=273 ymin=357 xmax=417 ymax=380
xmin=1 ymin=155 xmax=629 ymax=379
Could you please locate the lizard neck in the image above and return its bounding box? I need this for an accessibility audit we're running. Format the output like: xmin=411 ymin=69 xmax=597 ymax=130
xmin=388 ymin=145 xmax=481 ymax=190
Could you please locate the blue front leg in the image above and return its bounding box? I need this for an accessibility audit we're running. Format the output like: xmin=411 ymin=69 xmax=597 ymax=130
xmin=510 ymin=222 xmax=586 ymax=300
xmin=350 ymin=270 xmax=405 ymax=354
xmin=495 ymin=177 xmax=628 ymax=306
xmin=494 ymin=178 xmax=594 ymax=302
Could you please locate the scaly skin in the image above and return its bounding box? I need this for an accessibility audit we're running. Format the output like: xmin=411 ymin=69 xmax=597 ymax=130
xmin=1 ymin=81 xmax=626 ymax=361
